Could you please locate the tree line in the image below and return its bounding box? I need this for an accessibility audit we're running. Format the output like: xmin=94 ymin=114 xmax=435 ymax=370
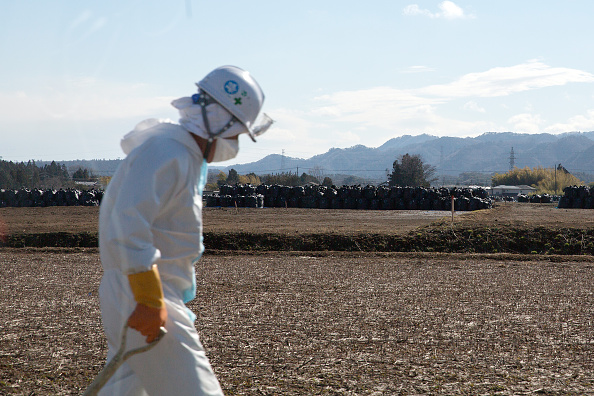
xmin=4 ymin=154 xmax=590 ymax=194
xmin=387 ymin=154 xmax=592 ymax=194
xmin=206 ymin=154 xmax=438 ymax=191
xmin=206 ymin=169 xmax=334 ymax=190
xmin=0 ymin=160 xmax=96 ymax=189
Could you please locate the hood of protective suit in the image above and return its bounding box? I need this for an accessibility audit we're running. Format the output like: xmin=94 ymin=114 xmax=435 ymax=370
xmin=120 ymin=95 xmax=254 ymax=161
xmin=120 ymin=119 xmax=202 ymax=157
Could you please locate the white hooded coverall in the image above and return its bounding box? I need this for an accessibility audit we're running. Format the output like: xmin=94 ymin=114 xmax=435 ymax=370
xmin=98 ymin=119 xmax=224 ymax=396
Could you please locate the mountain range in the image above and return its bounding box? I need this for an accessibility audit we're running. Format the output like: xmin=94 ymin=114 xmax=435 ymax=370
xmin=221 ymin=131 xmax=594 ymax=183
xmin=49 ymin=131 xmax=594 ymax=184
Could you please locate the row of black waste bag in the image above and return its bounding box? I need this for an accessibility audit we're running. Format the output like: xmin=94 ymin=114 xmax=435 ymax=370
xmin=557 ymin=186 xmax=594 ymax=209
xmin=516 ymin=194 xmax=554 ymax=203
xmin=207 ymin=185 xmax=493 ymax=211
xmin=3 ymin=185 xmax=589 ymax=209
xmin=0 ymin=189 xmax=103 ymax=207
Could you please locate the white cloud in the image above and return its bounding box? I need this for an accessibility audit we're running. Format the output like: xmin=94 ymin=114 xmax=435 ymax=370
xmin=403 ymin=1 xmax=472 ymax=19
xmin=402 ymin=4 xmax=433 ymax=18
xmin=309 ymin=61 xmax=594 ymax=140
xmin=508 ymin=113 xmax=543 ymax=134
xmin=544 ymin=109 xmax=594 ymax=133
xmin=401 ymin=65 xmax=436 ymax=74
xmin=438 ymin=1 xmax=465 ymax=19
xmin=420 ymin=60 xmax=594 ymax=98
xmin=263 ymin=107 xmax=353 ymax=151
xmin=312 ymin=87 xmax=444 ymax=130
xmin=463 ymin=101 xmax=486 ymax=113
xmin=311 ymin=87 xmax=489 ymax=140
xmin=0 ymin=78 xmax=174 ymax=122
xmin=263 ymin=108 xmax=315 ymax=143
xmin=312 ymin=61 xmax=594 ymax=125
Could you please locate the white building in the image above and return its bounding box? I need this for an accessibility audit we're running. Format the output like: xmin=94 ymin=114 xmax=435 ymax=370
xmin=491 ymin=185 xmax=536 ymax=197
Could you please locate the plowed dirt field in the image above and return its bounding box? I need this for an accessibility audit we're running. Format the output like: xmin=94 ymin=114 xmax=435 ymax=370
xmin=1 ymin=203 xmax=593 ymax=395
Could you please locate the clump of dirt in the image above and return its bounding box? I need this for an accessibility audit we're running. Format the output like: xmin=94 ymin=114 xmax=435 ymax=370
xmin=4 ymin=232 xmax=98 ymax=248
xmin=202 ymin=226 xmax=594 ymax=255
xmin=408 ymin=223 xmax=594 ymax=255
xmin=4 ymin=226 xmax=592 ymax=256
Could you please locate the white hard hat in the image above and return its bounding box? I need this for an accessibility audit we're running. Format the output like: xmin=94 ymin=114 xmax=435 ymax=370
xmin=197 ymin=65 xmax=271 ymax=141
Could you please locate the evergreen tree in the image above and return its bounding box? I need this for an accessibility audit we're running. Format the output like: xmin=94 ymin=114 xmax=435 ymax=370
xmin=226 ymin=169 xmax=240 ymax=185
xmin=260 ymin=172 xmax=300 ymax=186
xmin=0 ymin=160 xmax=42 ymax=188
xmin=388 ymin=153 xmax=436 ymax=187
xmin=72 ymin=168 xmax=91 ymax=180
xmin=0 ymin=159 xmax=73 ymax=189
xmin=299 ymin=172 xmax=319 ymax=184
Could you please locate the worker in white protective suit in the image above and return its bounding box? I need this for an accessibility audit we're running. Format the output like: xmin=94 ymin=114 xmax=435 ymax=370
xmin=98 ymin=65 xmax=273 ymax=396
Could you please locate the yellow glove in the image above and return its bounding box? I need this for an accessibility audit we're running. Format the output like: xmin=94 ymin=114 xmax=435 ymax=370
xmin=127 ymin=265 xmax=167 ymax=343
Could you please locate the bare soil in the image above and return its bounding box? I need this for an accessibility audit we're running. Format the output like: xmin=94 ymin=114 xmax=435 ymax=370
xmin=0 ymin=206 xmax=453 ymax=236
xmin=1 ymin=202 xmax=592 ymax=236
xmin=0 ymin=203 xmax=593 ymax=395
xmin=1 ymin=250 xmax=593 ymax=395
xmin=449 ymin=202 xmax=594 ymax=230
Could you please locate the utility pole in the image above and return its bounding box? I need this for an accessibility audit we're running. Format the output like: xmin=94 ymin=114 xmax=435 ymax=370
xmin=554 ymin=164 xmax=557 ymax=195
xmin=281 ymin=149 xmax=285 ymax=172
xmin=509 ymin=147 xmax=516 ymax=171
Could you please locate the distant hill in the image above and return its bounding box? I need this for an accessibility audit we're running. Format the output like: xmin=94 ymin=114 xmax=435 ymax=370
xmin=47 ymin=131 xmax=594 ymax=184
xmin=221 ymin=131 xmax=594 ymax=183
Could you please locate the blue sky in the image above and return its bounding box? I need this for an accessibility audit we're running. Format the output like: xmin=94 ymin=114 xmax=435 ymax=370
xmin=2 ymin=1 xmax=594 ymax=168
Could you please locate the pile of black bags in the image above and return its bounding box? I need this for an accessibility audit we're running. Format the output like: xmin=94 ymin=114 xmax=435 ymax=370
xmin=0 ymin=189 xmax=103 ymax=207
xmin=558 ymin=186 xmax=594 ymax=209
xmin=206 ymin=184 xmax=493 ymax=211
xmin=516 ymin=194 xmax=553 ymax=203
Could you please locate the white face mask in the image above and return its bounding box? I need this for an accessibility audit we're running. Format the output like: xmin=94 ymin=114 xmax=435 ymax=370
xmin=210 ymin=138 xmax=239 ymax=163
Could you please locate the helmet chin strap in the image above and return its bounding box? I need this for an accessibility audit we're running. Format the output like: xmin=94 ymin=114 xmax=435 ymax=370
xmin=193 ymin=91 xmax=237 ymax=160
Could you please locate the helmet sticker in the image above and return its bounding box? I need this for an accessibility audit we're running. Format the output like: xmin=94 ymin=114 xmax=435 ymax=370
xmin=234 ymin=90 xmax=247 ymax=105
xmin=224 ymin=80 xmax=239 ymax=95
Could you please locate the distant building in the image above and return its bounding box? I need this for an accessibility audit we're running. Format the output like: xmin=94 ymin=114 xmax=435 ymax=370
xmin=491 ymin=185 xmax=536 ymax=197
xmin=74 ymin=181 xmax=99 ymax=188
